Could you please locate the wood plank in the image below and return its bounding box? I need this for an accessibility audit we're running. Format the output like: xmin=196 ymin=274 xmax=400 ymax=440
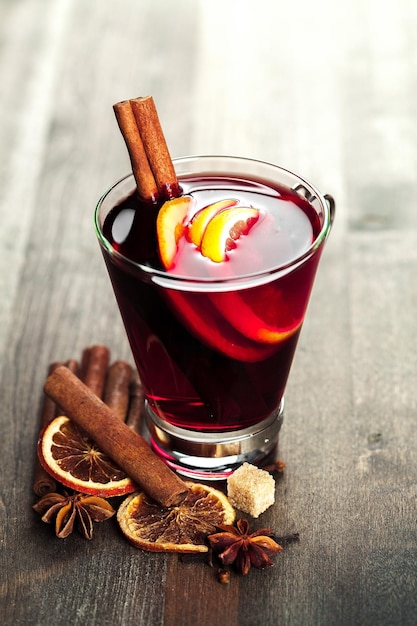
xmin=2 ymin=0 xmax=417 ymax=624
xmin=0 ymin=0 xmax=72 ymax=365
xmin=164 ymin=555 xmax=239 ymax=625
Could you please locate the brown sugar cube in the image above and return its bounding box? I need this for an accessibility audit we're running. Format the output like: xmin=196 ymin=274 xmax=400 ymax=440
xmin=227 ymin=463 xmax=275 ymax=518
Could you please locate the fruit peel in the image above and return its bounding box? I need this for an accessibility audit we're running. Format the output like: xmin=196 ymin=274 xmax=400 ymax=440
xmin=200 ymin=207 xmax=260 ymax=263
xmin=156 ymin=196 xmax=194 ymax=269
xmin=187 ymin=199 xmax=238 ymax=247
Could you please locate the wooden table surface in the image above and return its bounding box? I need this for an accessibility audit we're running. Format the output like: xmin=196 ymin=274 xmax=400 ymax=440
xmin=1 ymin=1 xmax=417 ymax=624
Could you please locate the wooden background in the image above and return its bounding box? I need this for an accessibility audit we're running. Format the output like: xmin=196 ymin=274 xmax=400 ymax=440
xmin=1 ymin=0 xmax=417 ymax=624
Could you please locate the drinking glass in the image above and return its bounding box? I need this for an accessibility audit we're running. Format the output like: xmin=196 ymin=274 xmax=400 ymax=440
xmin=95 ymin=156 xmax=335 ymax=479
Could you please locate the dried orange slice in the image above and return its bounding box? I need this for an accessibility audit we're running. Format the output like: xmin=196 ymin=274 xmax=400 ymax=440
xmin=117 ymin=482 xmax=235 ymax=553
xmin=38 ymin=416 xmax=136 ymax=497
xmin=187 ymin=199 xmax=238 ymax=247
xmin=156 ymin=196 xmax=194 ymax=269
xmin=201 ymin=207 xmax=260 ymax=262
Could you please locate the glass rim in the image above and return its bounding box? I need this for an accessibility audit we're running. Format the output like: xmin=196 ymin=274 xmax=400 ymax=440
xmin=94 ymin=155 xmax=333 ymax=291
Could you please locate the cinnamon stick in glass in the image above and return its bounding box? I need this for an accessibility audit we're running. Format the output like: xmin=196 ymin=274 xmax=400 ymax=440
xmin=113 ymin=96 xmax=181 ymax=201
xmin=113 ymin=99 xmax=159 ymax=202
xmin=44 ymin=366 xmax=189 ymax=507
xmin=130 ymin=96 xmax=181 ymax=200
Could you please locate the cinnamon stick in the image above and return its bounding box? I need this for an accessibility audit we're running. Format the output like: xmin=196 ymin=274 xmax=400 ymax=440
xmin=113 ymin=100 xmax=159 ymax=201
xmin=114 ymin=96 xmax=181 ymax=202
xmin=33 ymin=362 xmax=62 ymax=495
xmin=130 ymin=96 xmax=181 ymax=200
xmin=79 ymin=346 xmax=91 ymax=381
xmin=126 ymin=370 xmax=145 ymax=432
xmin=54 ymin=358 xmax=79 ymax=415
xmin=80 ymin=345 xmax=110 ymax=399
xmin=34 ymin=359 xmax=81 ymax=494
xmin=44 ymin=366 xmax=189 ymax=507
xmin=103 ymin=360 xmax=133 ymax=421
xmin=65 ymin=358 xmax=79 ymax=375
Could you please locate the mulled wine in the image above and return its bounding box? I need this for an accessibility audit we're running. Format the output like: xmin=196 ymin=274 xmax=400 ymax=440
xmin=96 ymin=156 xmax=334 ymax=477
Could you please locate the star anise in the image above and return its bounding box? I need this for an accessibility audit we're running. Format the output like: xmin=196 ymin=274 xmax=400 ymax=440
xmin=208 ymin=518 xmax=283 ymax=576
xmin=33 ymin=491 xmax=115 ymax=539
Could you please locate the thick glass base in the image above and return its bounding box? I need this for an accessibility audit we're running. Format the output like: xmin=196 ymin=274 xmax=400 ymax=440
xmin=145 ymin=401 xmax=284 ymax=481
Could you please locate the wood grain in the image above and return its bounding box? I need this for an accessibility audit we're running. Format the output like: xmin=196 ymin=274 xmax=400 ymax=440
xmin=1 ymin=0 xmax=417 ymax=624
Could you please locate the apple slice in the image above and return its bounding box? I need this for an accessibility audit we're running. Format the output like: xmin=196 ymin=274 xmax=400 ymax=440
xmin=156 ymin=196 xmax=194 ymax=269
xmin=187 ymin=199 xmax=238 ymax=247
xmin=200 ymin=207 xmax=260 ymax=263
